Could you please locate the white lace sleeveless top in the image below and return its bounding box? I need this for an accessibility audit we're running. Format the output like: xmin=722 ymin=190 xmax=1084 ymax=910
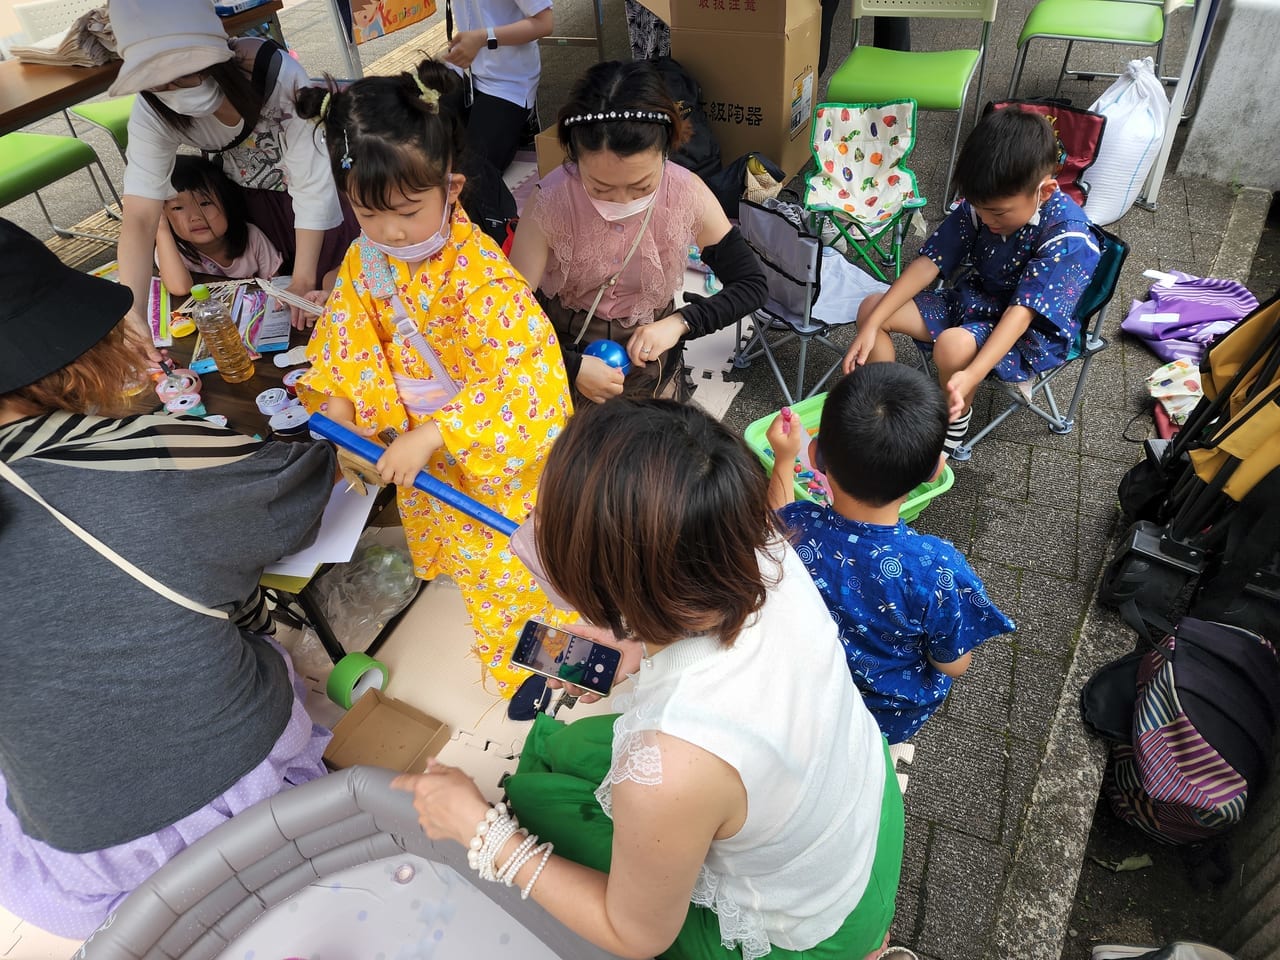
xmin=596 ymin=543 xmax=887 ymax=959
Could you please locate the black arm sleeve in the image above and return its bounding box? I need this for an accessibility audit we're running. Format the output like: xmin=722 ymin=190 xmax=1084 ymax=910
xmin=559 ymin=338 xmax=584 ymax=384
xmin=678 ymin=226 xmax=768 ymax=338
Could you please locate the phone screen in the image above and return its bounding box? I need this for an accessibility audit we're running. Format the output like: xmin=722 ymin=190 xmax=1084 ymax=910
xmin=513 ymin=620 xmax=622 ymax=695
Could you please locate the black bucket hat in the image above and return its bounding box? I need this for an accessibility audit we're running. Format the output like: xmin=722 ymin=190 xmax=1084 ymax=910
xmin=0 ymin=219 xmax=134 ymax=394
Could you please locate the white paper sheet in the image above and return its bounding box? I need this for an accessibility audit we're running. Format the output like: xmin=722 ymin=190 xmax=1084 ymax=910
xmin=263 ymin=482 xmax=379 ymax=579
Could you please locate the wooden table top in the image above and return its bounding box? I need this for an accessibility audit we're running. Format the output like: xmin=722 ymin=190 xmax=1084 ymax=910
xmin=0 ymin=1 xmax=284 ymax=138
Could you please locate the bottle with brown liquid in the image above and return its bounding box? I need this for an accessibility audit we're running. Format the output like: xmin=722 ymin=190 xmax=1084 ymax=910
xmin=190 ymin=284 xmax=255 ymax=383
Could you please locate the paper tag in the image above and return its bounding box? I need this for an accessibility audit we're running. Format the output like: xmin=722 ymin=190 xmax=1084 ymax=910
xmin=1142 ymin=269 xmax=1178 ymax=287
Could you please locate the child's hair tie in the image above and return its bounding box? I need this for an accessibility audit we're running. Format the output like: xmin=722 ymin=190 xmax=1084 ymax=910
xmin=318 ymin=91 xmax=333 ymax=122
xmin=411 ymin=73 xmax=441 ymax=113
xmin=340 ymin=129 xmax=353 ymax=170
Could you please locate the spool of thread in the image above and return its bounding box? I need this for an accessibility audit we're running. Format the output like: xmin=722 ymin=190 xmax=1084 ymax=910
xmin=269 ymin=405 xmax=311 ymax=436
xmin=204 ymin=414 xmax=229 ymax=428
xmin=169 ymin=316 xmax=197 ymax=338
xmin=155 ymin=369 xmax=202 ymax=403
xmin=165 ymin=393 xmax=206 ymax=417
xmin=282 ymin=368 xmax=306 ymax=397
xmin=255 ymin=387 xmax=291 ymax=416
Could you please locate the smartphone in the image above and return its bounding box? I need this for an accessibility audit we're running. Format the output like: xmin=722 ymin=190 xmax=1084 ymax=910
xmin=512 ymin=620 xmax=623 ymax=695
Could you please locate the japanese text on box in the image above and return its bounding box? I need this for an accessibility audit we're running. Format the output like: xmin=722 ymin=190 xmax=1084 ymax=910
xmin=706 ymin=101 xmax=764 ymax=126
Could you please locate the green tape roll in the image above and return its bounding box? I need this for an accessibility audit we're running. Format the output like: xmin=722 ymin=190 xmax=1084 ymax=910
xmin=327 ymin=652 xmax=389 ymax=709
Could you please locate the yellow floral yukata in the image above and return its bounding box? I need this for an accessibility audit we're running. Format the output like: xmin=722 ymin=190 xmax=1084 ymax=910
xmin=300 ymin=209 xmax=573 ymax=696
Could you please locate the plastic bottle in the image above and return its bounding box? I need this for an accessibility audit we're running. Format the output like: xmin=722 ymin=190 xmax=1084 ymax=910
xmin=190 ymin=284 xmax=255 ymax=383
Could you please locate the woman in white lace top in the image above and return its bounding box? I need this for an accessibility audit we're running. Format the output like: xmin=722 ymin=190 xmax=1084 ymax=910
xmin=394 ymin=399 xmax=904 ymax=960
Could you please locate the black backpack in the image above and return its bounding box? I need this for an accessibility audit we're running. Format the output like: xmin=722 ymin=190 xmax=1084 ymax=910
xmin=650 ymin=56 xmax=721 ymax=180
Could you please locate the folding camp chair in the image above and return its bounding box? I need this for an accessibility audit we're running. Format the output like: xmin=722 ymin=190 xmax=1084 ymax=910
xmin=985 ymin=99 xmax=1107 ymax=208
xmin=804 ymin=99 xmax=927 ymax=283
xmin=936 ymin=228 xmax=1129 ymax=461
xmin=733 ymin=198 xmax=848 ymax=406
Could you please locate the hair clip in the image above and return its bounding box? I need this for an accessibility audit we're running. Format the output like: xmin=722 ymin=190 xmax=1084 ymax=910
xmin=318 ymin=91 xmax=333 ymax=123
xmin=411 ymin=73 xmax=441 ymax=112
xmin=340 ymin=129 xmax=353 ymax=170
xmin=562 ymin=109 xmax=673 ymax=128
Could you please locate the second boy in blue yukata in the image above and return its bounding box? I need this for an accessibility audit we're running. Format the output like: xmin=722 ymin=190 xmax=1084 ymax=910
xmin=843 ymin=107 xmax=1102 ymax=456
xmin=766 ymin=366 xmax=1015 ymax=743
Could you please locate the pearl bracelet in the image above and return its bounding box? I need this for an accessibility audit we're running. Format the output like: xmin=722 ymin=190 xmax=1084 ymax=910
xmin=521 ymin=842 xmax=554 ymax=900
xmin=497 ymin=831 xmax=539 ymax=886
xmin=467 ymin=803 xmax=521 ymax=882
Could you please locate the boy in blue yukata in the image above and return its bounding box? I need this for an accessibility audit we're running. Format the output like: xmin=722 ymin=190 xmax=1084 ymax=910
xmin=766 ymin=364 xmax=1015 ymax=743
xmin=842 ymin=106 xmax=1102 ymax=456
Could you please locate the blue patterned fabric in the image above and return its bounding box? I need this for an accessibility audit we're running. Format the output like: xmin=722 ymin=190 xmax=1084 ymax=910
xmin=914 ymin=189 xmax=1100 ymax=381
xmin=779 ymin=502 xmax=1016 ymax=743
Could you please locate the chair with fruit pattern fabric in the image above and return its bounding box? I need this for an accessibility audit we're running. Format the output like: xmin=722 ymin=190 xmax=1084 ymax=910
xmin=804 ymin=99 xmax=927 ymax=284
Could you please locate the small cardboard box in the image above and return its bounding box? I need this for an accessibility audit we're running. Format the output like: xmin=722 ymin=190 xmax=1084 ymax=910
xmin=323 ymin=688 xmax=451 ymax=773
xmin=671 ymin=0 xmax=820 ymax=177
xmin=535 ymin=126 xmax=567 ymax=179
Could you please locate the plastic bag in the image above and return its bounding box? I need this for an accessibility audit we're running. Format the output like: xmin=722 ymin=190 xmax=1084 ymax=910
xmin=1087 ymin=58 xmax=1169 ymax=225
xmin=313 ymin=536 xmax=419 ymax=652
xmin=1146 ymin=357 xmax=1203 ymax=424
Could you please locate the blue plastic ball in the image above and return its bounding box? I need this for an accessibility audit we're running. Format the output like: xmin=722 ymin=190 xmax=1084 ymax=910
xmin=583 ymin=338 xmax=632 ymax=375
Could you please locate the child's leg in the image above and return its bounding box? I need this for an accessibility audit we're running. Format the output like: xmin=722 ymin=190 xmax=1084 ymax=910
xmin=933 ymin=326 xmax=981 ymax=455
xmin=857 ymin=293 xmax=932 ymax=364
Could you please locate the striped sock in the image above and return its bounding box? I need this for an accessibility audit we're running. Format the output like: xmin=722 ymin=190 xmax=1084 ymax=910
xmin=943 ymin=410 xmax=972 ymax=458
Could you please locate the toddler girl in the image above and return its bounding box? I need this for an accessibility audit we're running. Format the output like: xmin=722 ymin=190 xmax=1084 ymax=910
xmin=155 ymin=156 xmax=283 ymax=296
xmin=295 ymin=60 xmax=573 ymax=697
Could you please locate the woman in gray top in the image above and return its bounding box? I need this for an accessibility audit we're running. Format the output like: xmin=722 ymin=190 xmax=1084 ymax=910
xmin=0 ymin=220 xmax=336 ymax=938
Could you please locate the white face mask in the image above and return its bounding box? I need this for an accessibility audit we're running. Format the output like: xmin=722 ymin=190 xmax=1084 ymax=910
xmin=364 ymin=176 xmax=453 ymax=263
xmin=152 ymin=77 xmax=225 ymax=117
xmin=588 ymin=184 xmax=660 ymax=222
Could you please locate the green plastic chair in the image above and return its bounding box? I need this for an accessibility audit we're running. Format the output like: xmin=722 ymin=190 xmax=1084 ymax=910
xmin=68 ymin=95 xmax=135 ymax=159
xmin=1008 ymin=0 xmax=1189 ymax=98
xmin=827 ymin=0 xmax=999 ymax=196
xmin=0 ymin=132 xmax=121 ymax=242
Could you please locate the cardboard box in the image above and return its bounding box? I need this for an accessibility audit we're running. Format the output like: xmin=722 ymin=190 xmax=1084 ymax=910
xmin=535 ymin=126 xmax=567 ymax=179
xmin=635 ymin=0 xmax=672 ymax=22
xmin=323 ymin=689 xmax=451 ymax=773
xmin=671 ymin=0 xmax=820 ymax=177
xmin=669 ymin=0 xmax=795 ymax=33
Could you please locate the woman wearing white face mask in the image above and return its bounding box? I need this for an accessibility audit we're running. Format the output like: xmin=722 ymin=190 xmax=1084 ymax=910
xmin=107 ymin=0 xmax=359 ymax=333
xmin=509 ymin=60 xmax=766 ymax=404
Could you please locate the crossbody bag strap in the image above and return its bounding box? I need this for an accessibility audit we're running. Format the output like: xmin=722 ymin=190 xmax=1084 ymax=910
xmin=574 ymin=200 xmax=659 ymax=346
xmin=0 ymin=459 xmax=229 ymax=620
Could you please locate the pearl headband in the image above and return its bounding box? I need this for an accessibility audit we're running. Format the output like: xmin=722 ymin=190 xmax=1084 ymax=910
xmin=562 ymin=109 xmax=672 ymax=128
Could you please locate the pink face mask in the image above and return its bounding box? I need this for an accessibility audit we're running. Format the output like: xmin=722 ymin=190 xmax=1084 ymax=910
xmin=363 ymin=173 xmax=453 ymax=261
xmin=509 ymin=516 xmax=576 ymax=612
xmin=588 ymin=188 xmax=659 ymax=222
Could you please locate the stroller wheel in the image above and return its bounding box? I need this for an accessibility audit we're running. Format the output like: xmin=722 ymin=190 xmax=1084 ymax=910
xmin=1098 ymin=548 xmax=1192 ymax=620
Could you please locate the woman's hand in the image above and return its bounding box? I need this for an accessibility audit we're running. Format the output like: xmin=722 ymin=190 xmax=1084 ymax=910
xmin=576 ymin=355 xmax=625 ymax=404
xmin=627 ymin=315 xmax=687 ymax=368
xmin=544 ymin=622 xmax=646 ymax=704
xmin=392 ymin=759 xmax=491 ymax=846
xmin=126 ymin=309 xmax=166 ymax=365
xmin=445 ymin=29 xmax=486 ymax=70
xmin=376 ymin=422 xmax=443 ymax=487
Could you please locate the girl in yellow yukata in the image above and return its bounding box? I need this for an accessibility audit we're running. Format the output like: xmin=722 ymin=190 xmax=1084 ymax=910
xmin=295 ymin=60 xmax=573 ymax=697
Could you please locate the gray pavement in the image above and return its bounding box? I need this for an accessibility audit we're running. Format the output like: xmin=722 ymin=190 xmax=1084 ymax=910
xmin=5 ymin=1 xmax=1270 ymax=957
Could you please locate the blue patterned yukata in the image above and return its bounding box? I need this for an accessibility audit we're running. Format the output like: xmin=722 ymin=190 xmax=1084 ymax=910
xmin=914 ymin=189 xmax=1101 ymax=381
xmin=779 ymin=502 xmax=1016 ymax=743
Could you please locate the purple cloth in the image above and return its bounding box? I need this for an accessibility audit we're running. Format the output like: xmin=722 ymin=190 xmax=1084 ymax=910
xmin=242 ymin=186 xmax=360 ymax=283
xmin=1121 ymin=271 xmax=1259 ymax=363
xmin=0 ymin=643 xmax=330 ymax=939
